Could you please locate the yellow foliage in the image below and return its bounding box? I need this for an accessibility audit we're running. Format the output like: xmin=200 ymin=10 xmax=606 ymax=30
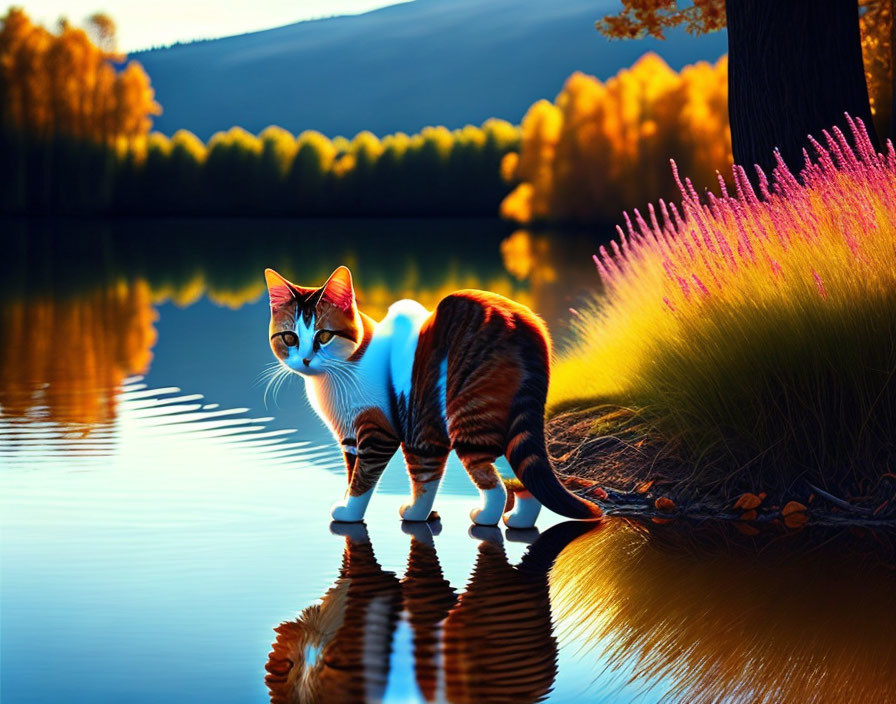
xmin=502 ymin=53 xmax=730 ymax=223
xmin=0 ymin=7 xmax=160 ymax=143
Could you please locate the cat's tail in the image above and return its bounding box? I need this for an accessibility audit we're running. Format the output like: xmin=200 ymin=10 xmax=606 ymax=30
xmin=505 ymin=340 xmax=603 ymax=521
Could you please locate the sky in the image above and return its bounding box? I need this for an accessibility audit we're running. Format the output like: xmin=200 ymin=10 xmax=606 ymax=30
xmin=25 ymin=0 xmax=412 ymax=52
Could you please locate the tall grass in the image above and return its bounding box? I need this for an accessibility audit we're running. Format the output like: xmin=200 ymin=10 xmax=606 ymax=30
xmin=550 ymin=119 xmax=896 ymax=493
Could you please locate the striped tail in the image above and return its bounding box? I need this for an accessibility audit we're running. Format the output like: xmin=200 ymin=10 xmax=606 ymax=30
xmin=505 ymin=340 xmax=602 ymax=521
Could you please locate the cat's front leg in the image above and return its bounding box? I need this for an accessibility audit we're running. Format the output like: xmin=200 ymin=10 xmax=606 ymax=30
xmin=330 ymin=410 xmax=400 ymax=523
xmin=399 ymin=445 xmax=448 ymax=522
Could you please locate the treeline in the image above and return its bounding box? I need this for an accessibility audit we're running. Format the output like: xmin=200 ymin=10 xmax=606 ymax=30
xmin=0 ymin=8 xmax=519 ymax=216
xmin=500 ymin=53 xmax=731 ymax=225
xmin=1 ymin=120 xmax=520 ymax=216
xmin=112 ymin=122 xmax=520 ymax=216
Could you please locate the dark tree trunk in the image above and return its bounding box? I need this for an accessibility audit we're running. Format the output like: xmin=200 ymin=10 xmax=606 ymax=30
xmin=725 ymin=0 xmax=879 ymax=176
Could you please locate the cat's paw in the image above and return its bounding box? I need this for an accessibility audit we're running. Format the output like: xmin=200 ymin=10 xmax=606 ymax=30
xmin=502 ymin=510 xmax=536 ymax=529
xmin=469 ymin=507 xmax=501 ymax=526
xmin=330 ymin=501 xmax=365 ymax=523
xmin=399 ymin=502 xmax=435 ymax=522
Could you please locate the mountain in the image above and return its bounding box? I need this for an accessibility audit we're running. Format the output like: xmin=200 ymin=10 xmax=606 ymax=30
xmin=135 ymin=0 xmax=727 ymax=140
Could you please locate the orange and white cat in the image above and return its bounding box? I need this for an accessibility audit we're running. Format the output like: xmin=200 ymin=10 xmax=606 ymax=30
xmin=265 ymin=266 xmax=602 ymax=527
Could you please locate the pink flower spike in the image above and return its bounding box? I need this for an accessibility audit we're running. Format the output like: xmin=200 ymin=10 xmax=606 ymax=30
xmin=692 ymin=274 xmax=709 ymax=297
xmin=716 ymin=171 xmax=729 ymax=199
xmin=813 ymin=270 xmax=827 ymax=299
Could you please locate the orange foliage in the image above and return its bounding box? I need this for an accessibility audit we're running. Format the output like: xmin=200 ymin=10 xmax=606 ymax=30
xmin=0 ymin=280 xmax=157 ymax=426
xmin=501 ymin=53 xmax=730 ymax=224
xmin=733 ymin=492 xmax=762 ymax=510
xmin=597 ymin=0 xmax=726 ymax=39
xmin=781 ymin=501 xmax=807 ymax=517
xmin=654 ymin=496 xmax=676 ymax=512
xmin=0 ymin=7 xmax=159 ymax=144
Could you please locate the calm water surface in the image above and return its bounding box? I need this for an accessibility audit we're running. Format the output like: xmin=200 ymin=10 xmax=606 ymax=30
xmin=2 ymin=219 xmax=895 ymax=704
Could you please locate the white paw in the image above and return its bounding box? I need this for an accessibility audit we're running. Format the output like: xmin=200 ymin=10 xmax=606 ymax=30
xmin=470 ymin=507 xmax=501 ymax=526
xmin=503 ymin=510 xmax=535 ymax=529
xmin=330 ymin=501 xmax=364 ymax=523
xmin=400 ymin=501 xmax=432 ymax=522
xmin=502 ymin=494 xmax=541 ymax=529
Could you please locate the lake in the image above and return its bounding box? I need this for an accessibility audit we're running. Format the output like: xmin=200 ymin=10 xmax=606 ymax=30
xmin=2 ymin=218 xmax=895 ymax=704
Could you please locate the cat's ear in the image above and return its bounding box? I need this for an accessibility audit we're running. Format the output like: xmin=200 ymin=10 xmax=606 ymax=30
xmin=264 ymin=268 xmax=295 ymax=310
xmin=320 ymin=266 xmax=355 ymax=311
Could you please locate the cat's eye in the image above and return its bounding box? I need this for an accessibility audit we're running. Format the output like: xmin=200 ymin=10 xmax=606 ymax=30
xmin=316 ymin=330 xmax=335 ymax=345
xmin=279 ymin=331 xmax=299 ymax=347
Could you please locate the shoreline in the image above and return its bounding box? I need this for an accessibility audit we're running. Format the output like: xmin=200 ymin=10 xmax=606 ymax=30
xmin=549 ymin=407 xmax=896 ymax=530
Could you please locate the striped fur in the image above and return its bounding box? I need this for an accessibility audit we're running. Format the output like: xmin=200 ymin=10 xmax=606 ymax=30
xmin=265 ymin=521 xmax=591 ymax=703
xmin=266 ymin=268 xmax=602 ymax=526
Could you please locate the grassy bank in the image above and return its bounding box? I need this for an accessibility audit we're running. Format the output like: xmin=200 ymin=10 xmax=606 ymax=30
xmin=549 ymin=119 xmax=896 ymax=515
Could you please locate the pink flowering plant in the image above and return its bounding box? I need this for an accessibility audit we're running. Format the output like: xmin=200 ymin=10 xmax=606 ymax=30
xmin=550 ymin=118 xmax=896 ymax=496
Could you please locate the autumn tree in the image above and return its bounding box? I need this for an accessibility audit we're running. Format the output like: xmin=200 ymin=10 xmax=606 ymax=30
xmin=598 ymin=1 xmax=893 ymax=176
xmin=0 ymin=7 xmax=159 ymax=144
xmin=501 ymin=54 xmax=730 ymax=224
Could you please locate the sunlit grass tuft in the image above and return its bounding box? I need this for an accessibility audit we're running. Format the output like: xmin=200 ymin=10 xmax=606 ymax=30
xmin=550 ymin=119 xmax=896 ymax=491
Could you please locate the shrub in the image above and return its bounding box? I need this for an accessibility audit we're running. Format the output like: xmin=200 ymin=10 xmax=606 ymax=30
xmin=550 ymin=119 xmax=896 ymax=495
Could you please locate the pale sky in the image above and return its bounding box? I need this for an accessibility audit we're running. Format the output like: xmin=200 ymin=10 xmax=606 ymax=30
xmin=24 ymin=0 xmax=412 ymax=52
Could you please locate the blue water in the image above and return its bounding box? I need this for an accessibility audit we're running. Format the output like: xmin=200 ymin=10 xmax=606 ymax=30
xmin=3 ymin=220 xmax=895 ymax=703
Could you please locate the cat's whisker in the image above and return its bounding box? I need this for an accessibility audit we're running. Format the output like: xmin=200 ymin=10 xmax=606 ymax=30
xmin=264 ymin=365 xmax=293 ymax=409
xmin=272 ymin=367 xmax=293 ymax=407
xmin=255 ymin=361 xmax=284 ymax=388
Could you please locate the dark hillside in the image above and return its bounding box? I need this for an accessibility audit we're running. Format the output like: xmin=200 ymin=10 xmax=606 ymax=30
xmin=135 ymin=0 xmax=727 ymax=139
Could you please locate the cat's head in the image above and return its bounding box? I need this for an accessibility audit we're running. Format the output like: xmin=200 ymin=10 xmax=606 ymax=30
xmin=264 ymin=266 xmax=363 ymax=376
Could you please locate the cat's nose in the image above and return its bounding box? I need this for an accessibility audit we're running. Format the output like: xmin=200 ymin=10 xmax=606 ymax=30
xmin=302 ymin=358 xmax=311 ymax=367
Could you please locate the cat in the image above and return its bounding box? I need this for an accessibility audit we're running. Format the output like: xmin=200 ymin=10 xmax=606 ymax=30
xmin=265 ymin=266 xmax=602 ymax=527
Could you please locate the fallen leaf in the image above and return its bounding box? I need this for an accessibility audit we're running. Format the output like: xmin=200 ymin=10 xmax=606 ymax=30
xmin=591 ymin=487 xmax=609 ymax=500
xmin=734 ymin=492 xmax=762 ymax=510
xmin=651 ymin=517 xmax=674 ymax=525
xmin=655 ymin=496 xmax=676 ymax=512
xmin=739 ymin=509 xmax=757 ymax=521
xmin=736 ymin=522 xmax=760 ymax=536
xmin=781 ymin=501 xmax=807 ymax=516
xmin=784 ymin=512 xmax=809 ymax=529
xmin=635 ymin=480 xmax=654 ymax=494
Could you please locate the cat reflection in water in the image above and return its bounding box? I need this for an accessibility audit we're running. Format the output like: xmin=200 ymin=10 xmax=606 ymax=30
xmin=265 ymin=267 xmax=602 ymax=527
xmin=265 ymin=521 xmax=592 ymax=704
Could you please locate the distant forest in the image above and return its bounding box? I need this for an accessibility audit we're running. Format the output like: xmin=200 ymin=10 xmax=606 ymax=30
xmin=0 ymin=7 xmax=890 ymax=221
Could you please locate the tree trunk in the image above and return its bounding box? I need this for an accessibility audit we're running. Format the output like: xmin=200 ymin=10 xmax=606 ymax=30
xmin=725 ymin=0 xmax=879 ymax=177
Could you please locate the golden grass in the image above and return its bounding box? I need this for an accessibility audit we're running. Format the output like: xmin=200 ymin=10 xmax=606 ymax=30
xmin=549 ymin=120 xmax=896 ymax=491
